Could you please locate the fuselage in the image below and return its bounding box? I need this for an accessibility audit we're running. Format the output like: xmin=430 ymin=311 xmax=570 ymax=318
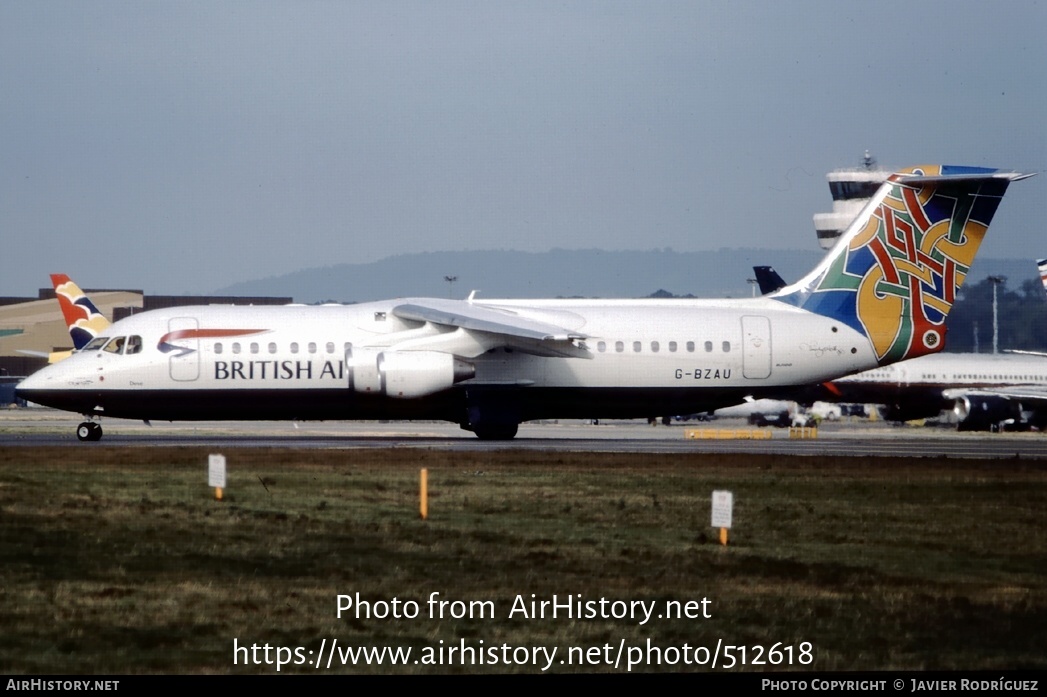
xmin=16 ymin=296 xmax=878 ymax=425
xmin=793 ymin=351 xmax=1047 ymax=421
xmin=833 ymin=352 xmax=1047 ymax=392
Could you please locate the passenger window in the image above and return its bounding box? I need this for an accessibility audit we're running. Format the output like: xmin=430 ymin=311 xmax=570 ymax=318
xmin=326 ymin=342 xmax=335 ymax=354
xmin=250 ymin=343 xmax=259 ymax=354
xmin=668 ymin=341 xmax=677 ymax=352
xmin=651 ymin=341 xmax=660 ymax=353
xmin=704 ymin=341 xmax=713 ymax=352
xmin=597 ymin=341 xmax=606 ymax=352
xmin=290 ymin=342 xmax=299 ymax=354
xmin=232 ymin=343 xmax=241 ymax=355
xmin=215 ymin=342 xmax=223 ymax=355
xmin=615 ymin=341 xmax=624 ymax=353
xmin=126 ymin=336 xmax=143 ymax=354
xmin=686 ymin=341 xmax=695 ymax=353
xmin=268 ymin=342 xmax=277 ymax=354
xmin=633 ymin=341 xmax=642 ymax=353
xmin=722 ymin=341 xmax=731 ymax=353
xmin=308 ymin=342 xmax=317 ymax=354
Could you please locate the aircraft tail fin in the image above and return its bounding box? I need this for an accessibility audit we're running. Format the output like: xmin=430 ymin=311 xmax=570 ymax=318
xmin=753 ymin=266 xmax=787 ymax=295
xmin=774 ymin=166 xmax=1033 ymax=364
xmin=50 ymin=274 xmax=110 ymax=350
xmin=1037 ymin=258 xmax=1047 ymax=297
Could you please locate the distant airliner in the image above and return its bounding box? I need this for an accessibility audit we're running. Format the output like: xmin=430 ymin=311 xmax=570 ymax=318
xmin=16 ymin=166 xmax=1032 ymax=441
xmin=794 ymin=351 xmax=1047 ymax=431
xmin=17 ymin=274 xmax=112 ymax=364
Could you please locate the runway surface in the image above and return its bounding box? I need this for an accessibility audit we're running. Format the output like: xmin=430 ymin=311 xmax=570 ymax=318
xmin=3 ymin=408 xmax=1047 ymax=458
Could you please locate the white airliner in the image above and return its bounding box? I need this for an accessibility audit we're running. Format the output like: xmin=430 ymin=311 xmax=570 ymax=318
xmin=16 ymin=166 xmax=1032 ymax=441
xmin=792 ymin=351 xmax=1047 ymax=431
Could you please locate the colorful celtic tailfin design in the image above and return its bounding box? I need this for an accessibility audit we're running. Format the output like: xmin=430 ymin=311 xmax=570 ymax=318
xmin=782 ymin=166 xmax=1028 ymax=364
xmin=50 ymin=274 xmax=111 ymax=350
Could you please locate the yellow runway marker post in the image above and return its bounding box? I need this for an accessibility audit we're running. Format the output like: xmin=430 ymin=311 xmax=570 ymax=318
xmin=420 ymin=468 xmax=428 ymax=520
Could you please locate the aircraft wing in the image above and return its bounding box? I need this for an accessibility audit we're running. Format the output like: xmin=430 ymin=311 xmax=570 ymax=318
xmin=1003 ymin=349 xmax=1047 ymax=359
xmin=17 ymin=349 xmax=74 ymax=364
xmin=943 ymin=385 xmax=1047 ymax=404
xmin=390 ymin=300 xmax=591 ymax=359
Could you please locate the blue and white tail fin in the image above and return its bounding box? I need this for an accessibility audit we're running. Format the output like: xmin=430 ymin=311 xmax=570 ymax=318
xmin=51 ymin=274 xmax=110 ymax=352
xmin=774 ymin=166 xmax=1033 ymax=364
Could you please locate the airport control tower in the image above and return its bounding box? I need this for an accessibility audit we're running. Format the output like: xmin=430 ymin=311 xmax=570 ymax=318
xmin=812 ymin=151 xmax=889 ymax=250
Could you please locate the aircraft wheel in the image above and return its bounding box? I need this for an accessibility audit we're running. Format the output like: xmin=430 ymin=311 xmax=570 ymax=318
xmin=77 ymin=422 xmax=103 ymax=442
xmin=473 ymin=423 xmax=519 ymax=440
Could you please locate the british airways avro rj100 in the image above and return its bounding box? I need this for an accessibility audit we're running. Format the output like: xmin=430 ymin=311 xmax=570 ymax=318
xmin=17 ymin=166 xmax=1032 ymax=441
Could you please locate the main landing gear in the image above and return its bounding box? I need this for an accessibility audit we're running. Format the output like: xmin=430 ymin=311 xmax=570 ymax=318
xmin=472 ymin=423 xmax=519 ymax=440
xmin=76 ymin=421 xmax=103 ymax=442
xmin=462 ymin=395 xmax=521 ymax=440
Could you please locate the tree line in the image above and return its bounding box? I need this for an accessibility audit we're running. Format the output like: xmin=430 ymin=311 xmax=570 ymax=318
xmin=944 ymin=277 xmax=1047 ymax=353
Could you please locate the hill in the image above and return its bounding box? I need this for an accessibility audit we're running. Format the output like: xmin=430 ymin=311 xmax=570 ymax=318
xmin=212 ymin=248 xmax=822 ymax=303
xmin=212 ymin=248 xmax=1042 ymax=306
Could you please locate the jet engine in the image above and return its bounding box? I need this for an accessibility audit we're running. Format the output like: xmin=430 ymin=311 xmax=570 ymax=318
xmin=952 ymin=395 xmax=1023 ymax=432
xmin=347 ymin=348 xmax=475 ymax=398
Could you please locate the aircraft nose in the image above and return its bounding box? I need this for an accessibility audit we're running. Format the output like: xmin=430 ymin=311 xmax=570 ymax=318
xmin=14 ymin=370 xmax=46 ymax=399
xmin=14 ymin=361 xmax=68 ymax=399
xmin=14 ymin=360 xmax=94 ymax=412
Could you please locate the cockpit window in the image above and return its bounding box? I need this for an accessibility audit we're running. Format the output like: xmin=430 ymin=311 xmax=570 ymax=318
xmin=85 ymin=337 xmax=109 ymax=351
xmin=103 ymin=337 xmax=126 ymax=354
xmin=126 ymin=335 xmax=143 ymax=354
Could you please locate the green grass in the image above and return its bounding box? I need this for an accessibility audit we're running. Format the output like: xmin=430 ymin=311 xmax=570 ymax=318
xmin=0 ymin=447 xmax=1045 ymax=673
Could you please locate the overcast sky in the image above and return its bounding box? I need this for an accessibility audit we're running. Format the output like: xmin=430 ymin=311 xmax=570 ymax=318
xmin=2 ymin=1 xmax=1045 ymax=296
